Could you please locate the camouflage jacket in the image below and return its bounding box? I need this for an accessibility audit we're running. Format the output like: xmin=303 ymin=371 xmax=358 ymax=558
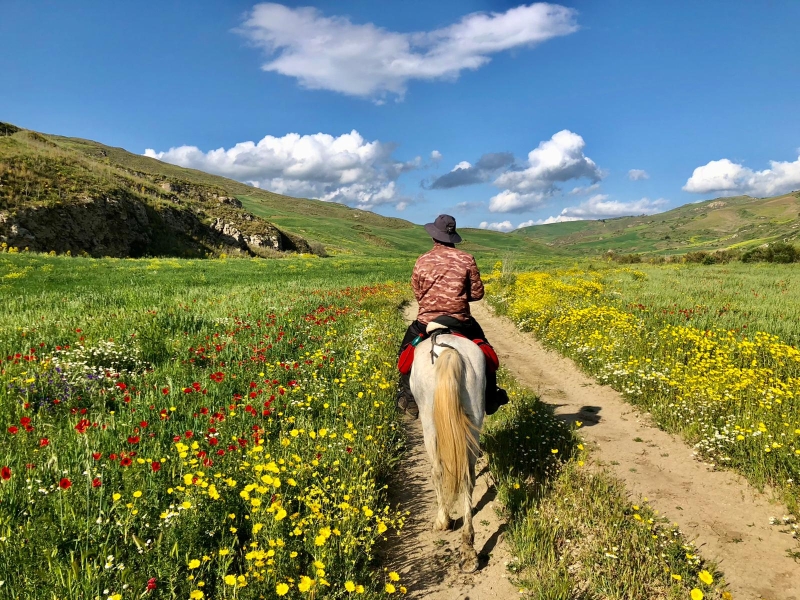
xmin=412 ymin=243 xmax=484 ymax=324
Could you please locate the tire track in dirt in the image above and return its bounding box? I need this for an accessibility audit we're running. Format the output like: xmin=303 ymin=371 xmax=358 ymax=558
xmin=471 ymin=301 xmax=800 ymax=600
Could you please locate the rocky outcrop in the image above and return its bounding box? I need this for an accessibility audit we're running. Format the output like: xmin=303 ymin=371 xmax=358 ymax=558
xmin=211 ymin=217 xmax=282 ymax=253
xmin=0 ymin=193 xmax=309 ymax=258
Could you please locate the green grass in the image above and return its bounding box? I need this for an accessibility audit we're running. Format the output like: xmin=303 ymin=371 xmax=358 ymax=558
xmin=238 ymin=193 xmax=557 ymax=259
xmin=482 ymin=374 xmax=726 ymax=599
xmin=0 ymin=253 xmax=414 ymax=599
xmin=486 ymin=261 xmax=800 ymax=521
xmin=601 ymin=262 xmax=800 ymax=346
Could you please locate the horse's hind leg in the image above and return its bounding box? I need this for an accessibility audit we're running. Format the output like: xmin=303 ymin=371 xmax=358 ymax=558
xmin=431 ymin=462 xmax=452 ymax=531
xmin=459 ymin=460 xmax=479 ymax=573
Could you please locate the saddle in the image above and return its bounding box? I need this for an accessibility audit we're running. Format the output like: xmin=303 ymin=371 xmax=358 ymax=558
xmin=398 ymin=316 xmax=499 ymax=375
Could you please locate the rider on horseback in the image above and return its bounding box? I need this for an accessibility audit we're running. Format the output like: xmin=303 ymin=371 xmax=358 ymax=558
xmin=397 ymin=214 xmax=510 ymax=419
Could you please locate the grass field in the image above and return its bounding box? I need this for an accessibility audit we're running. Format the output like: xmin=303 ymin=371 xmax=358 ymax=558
xmin=0 ymin=253 xmax=412 ymax=599
xmin=0 ymin=252 xmax=735 ymax=599
xmin=486 ymin=261 xmax=800 ymax=519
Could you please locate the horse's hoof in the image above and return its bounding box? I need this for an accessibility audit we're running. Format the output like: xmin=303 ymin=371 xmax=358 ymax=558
xmin=459 ymin=555 xmax=479 ymax=573
xmin=432 ymin=519 xmax=451 ymax=531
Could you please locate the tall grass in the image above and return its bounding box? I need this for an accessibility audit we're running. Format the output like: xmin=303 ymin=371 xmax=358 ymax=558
xmin=486 ymin=261 xmax=800 ymax=520
xmin=0 ymin=254 xmax=412 ymax=599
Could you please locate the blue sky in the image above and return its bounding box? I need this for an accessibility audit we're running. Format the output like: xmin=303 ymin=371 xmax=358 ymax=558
xmin=2 ymin=1 xmax=799 ymax=230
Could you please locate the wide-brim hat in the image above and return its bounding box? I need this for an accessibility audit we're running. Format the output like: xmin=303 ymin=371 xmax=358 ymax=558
xmin=424 ymin=214 xmax=462 ymax=244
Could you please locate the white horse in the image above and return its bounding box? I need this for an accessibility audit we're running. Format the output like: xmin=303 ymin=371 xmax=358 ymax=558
xmin=409 ymin=324 xmax=485 ymax=573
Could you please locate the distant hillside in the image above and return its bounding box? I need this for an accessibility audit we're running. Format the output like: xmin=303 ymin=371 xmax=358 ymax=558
xmin=0 ymin=123 xmax=314 ymax=257
xmin=515 ymin=194 xmax=800 ymax=255
xmin=0 ymin=122 xmax=554 ymax=259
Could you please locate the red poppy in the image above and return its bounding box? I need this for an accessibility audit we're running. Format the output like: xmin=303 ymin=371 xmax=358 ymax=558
xmin=210 ymin=372 xmax=225 ymax=383
xmin=1 ymin=466 xmax=11 ymax=480
xmin=161 ymin=387 xmax=169 ymax=395
xmin=120 ymin=457 xmax=132 ymax=467
xmin=20 ymin=417 xmax=31 ymax=427
xmin=127 ymin=436 xmax=140 ymax=444
xmin=59 ymin=478 xmax=72 ymax=490
xmin=74 ymin=419 xmax=90 ymax=434
xmin=92 ymin=477 xmax=102 ymax=487
xmin=7 ymin=426 xmax=18 ymax=435
xmin=150 ymin=461 xmax=161 ymax=472
xmin=139 ymin=421 xmax=148 ymax=428
xmin=92 ymin=452 xmax=102 ymax=460
xmin=39 ymin=438 xmax=50 ymax=447
xmin=147 ymin=577 xmax=157 ymax=591
xmin=185 ymin=431 xmax=193 ymax=439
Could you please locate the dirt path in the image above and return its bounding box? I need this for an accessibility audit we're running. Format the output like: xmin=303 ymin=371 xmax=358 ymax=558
xmin=388 ymin=422 xmax=518 ymax=599
xmin=470 ymin=301 xmax=800 ymax=600
xmin=385 ymin=305 xmax=519 ymax=599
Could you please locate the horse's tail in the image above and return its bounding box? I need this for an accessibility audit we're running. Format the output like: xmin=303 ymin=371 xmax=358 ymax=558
xmin=433 ymin=348 xmax=479 ymax=501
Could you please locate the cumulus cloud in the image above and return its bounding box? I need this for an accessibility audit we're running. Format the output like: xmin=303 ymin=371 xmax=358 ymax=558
xmin=569 ymin=182 xmax=601 ymax=195
xmin=628 ymin=169 xmax=649 ymax=181
xmin=454 ymin=201 xmax=484 ymax=213
xmin=479 ymin=220 xmax=514 ymax=232
xmin=517 ymin=215 xmax=581 ymax=227
xmin=489 ymin=130 xmax=602 ymax=212
xmin=431 ymin=150 xmax=442 ymax=161
xmin=237 ymin=3 xmax=579 ymax=100
xmin=559 ymin=194 xmax=667 ymax=219
xmin=683 ymin=155 xmax=800 ymax=197
xmin=526 ymin=194 xmax=667 ymax=224
xmin=144 ymin=130 xmax=419 ymax=210
xmin=428 ymin=152 xmax=515 ymax=189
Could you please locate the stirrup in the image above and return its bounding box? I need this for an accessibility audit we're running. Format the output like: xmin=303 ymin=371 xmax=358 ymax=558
xmin=397 ymin=395 xmax=419 ymax=419
xmin=485 ymin=388 xmax=509 ymax=416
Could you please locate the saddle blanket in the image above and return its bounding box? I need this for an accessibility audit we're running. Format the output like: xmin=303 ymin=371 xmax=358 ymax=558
xmin=398 ymin=333 xmax=499 ymax=375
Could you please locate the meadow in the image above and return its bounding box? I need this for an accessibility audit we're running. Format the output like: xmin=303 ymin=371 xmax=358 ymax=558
xmin=485 ymin=261 xmax=800 ymax=519
xmin=0 ymin=253 xmax=412 ymax=599
xmin=0 ymin=252 xmax=738 ymax=600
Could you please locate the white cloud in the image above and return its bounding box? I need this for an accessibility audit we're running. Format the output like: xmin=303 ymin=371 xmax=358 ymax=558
xmin=488 ymin=189 xmax=547 ymax=213
xmin=238 ymin=3 xmax=578 ymax=100
xmin=628 ymin=169 xmax=649 ymax=181
xmin=569 ymin=182 xmax=601 ymax=195
xmin=454 ymin=201 xmax=484 ymax=212
xmin=431 ymin=150 xmax=442 ymax=161
xmin=489 ymin=130 xmax=602 ymax=212
xmin=452 ymin=161 xmax=472 ymax=171
xmin=517 ymin=215 xmax=581 ymax=227
xmin=479 ymin=220 xmax=514 ymax=232
xmin=534 ymin=194 xmax=667 ymax=222
xmin=683 ymin=155 xmax=800 ymax=197
xmin=144 ymin=130 xmax=418 ymax=210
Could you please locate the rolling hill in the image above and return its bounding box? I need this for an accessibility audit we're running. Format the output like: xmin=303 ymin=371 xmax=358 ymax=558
xmin=0 ymin=121 xmax=553 ymax=260
xmin=515 ymin=193 xmax=800 ymax=255
xmin=2 ymin=120 xmax=798 ymax=260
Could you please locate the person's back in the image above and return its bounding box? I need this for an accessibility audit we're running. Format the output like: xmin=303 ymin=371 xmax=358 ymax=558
xmin=412 ymin=243 xmax=483 ymax=326
xmin=397 ymin=214 xmax=508 ymax=419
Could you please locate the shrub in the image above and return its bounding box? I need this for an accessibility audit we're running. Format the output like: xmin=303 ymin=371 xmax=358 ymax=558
xmin=741 ymin=242 xmax=799 ymax=263
xmin=308 ymin=241 xmax=329 ymax=257
xmin=684 ymin=249 xmax=740 ymax=265
xmin=609 ymin=253 xmax=642 ymax=264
